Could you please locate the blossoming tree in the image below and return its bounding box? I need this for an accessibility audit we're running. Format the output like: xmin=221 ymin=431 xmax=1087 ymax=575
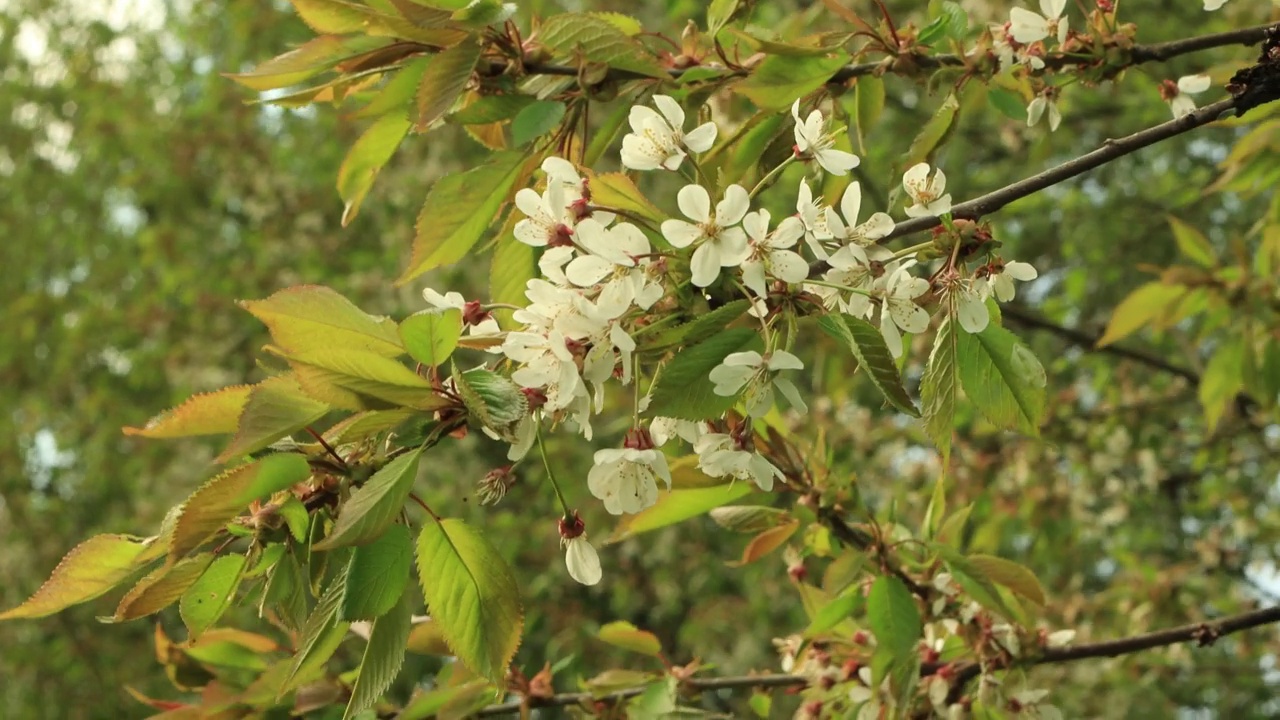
xmin=6 ymin=0 xmax=1280 ymax=717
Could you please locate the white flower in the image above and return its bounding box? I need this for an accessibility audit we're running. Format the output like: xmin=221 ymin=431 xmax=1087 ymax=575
xmin=563 ymin=535 xmax=601 ymax=585
xmin=587 ymin=447 xmax=672 ymax=515
xmin=1009 ymin=0 xmax=1068 ymax=45
xmin=504 ymin=329 xmax=589 ymax=412
xmin=878 ymin=260 xmax=931 ymax=358
xmin=739 ymin=210 xmax=808 ymax=298
xmin=620 ymin=94 xmax=717 ymax=171
xmin=661 ymin=184 xmax=751 ymax=287
xmin=564 ymin=220 xmax=649 ymax=287
xmin=818 ymin=244 xmax=880 ymax=318
xmin=790 ymin=100 xmax=860 ymax=176
xmin=1167 ymin=74 xmax=1210 ymax=119
xmin=902 ymin=163 xmax=952 ymax=218
xmin=946 ymin=276 xmax=990 ymax=334
xmin=990 ymin=23 xmax=1046 ymax=72
xmin=825 ymin=182 xmax=895 ymax=247
xmin=650 ymin=417 xmax=704 ymax=447
xmin=1047 ymin=629 xmax=1076 ymax=648
xmin=422 ymin=288 xmax=502 ymax=337
xmin=708 ymin=350 xmax=808 ymax=417
xmin=694 ymin=432 xmax=783 ymax=491
xmin=513 ymin=181 xmax=574 ymax=247
xmin=796 ymin=178 xmax=834 ymax=259
xmin=1204 ymin=0 xmax=1229 ymax=9
xmin=987 ymin=259 xmax=1038 ymax=302
xmin=1027 ymin=93 xmax=1061 ymax=132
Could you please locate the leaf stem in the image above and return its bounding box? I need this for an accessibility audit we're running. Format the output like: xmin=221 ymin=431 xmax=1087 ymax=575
xmin=536 ymin=425 xmax=574 ymax=519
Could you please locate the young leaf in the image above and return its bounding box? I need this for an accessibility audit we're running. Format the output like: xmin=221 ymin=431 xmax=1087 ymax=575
xmin=643 ymin=299 xmax=750 ymax=351
xmin=866 ymin=576 xmax=922 ymax=664
xmin=904 ymin=92 xmax=960 ymax=169
xmin=584 ymin=171 xmax=666 ymax=224
xmin=240 ymin=285 xmax=404 ymax=358
xmin=217 ymin=374 xmax=330 ymax=463
xmin=853 ymin=76 xmax=885 ymax=154
xmin=452 ymin=366 xmax=528 ymax=433
xmin=226 ymin=35 xmax=387 ymax=91
xmin=314 ymin=447 xmax=424 ymax=550
xmin=955 ymin=323 xmax=1045 ymax=436
xmin=818 ymin=314 xmax=921 ymax=416
xmin=282 ymin=347 xmax=450 ymax=411
xmin=966 ymin=554 xmax=1047 ymax=607
xmin=281 ymin=568 xmax=351 ymax=695
xmin=1168 ymin=215 xmax=1216 ymax=268
xmin=1199 ymin=335 xmax=1245 ymax=432
xmin=123 ymin=385 xmax=252 ymax=439
xmin=511 ymin=100 xmax=567 ymax=146
xmin=736 ymin=52 xmax=852 ymax=110
xmin=806 ymin=589 xmax=861 ymax=636
xmin=400 ymin=308 xmax=463 ymax=367
xmin=343 ymin=592 xmax=412 ymax=720
xmin=179 ymin=554 xmax=247 ymax=639
xmin=415 ymin=37 xmax=482 ymax=131
xmin=598 ymin=621 xmax=662 ymax=657
xmin=324 ymin=408 xmax=416 ymax=445
xmin=728 ymin=519 xmax=800 ymax=566
xmin=169 ymin=454 xmax=312 ymax=562
xmin=920 ymin=317 xmax=959 ymax=459
xmin=645 ymin=327 xmax=765 ymax=420
xmin=539 ymin=14 xmax=668 ymax=78
xmin=987 ymin=87 xmax=1028 ymax=122
xmin=400 ymin=151 xmax=528 ymax=282
xmin=934 ymin=544 xmax=1018 ymax=622
xmin=450 ymin=93 xmax=537 ymax=124
xmin=608 ymin=481 xmax=756 ymax=543
xmin=113 ymin=553 xmax=215 ymax=622
xmin=0 ymin=534 xmax=150 ymax=620
xmin=338 ymin=112 xmax=411 ymax=227
xmin=489 ymin=225 xmax=535 ymax=330
xmin=341 ymin=524 xmax=414 ymax=621
xmin=708 ymin=505 xmax=790 ymax=534
xmin=416 ymin=519 xmax=524 ymax=685
xmin=290 ymin=0 xmax=374 ymax=34
xmin=1096 ymin=281 xmax=1189 ymax=347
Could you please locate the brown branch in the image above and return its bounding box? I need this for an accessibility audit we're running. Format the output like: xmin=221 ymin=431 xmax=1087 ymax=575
xmin=469 ymin=673 xmax=807 ymax=717
xmin=817 ymin=506 xmax=931 ymax=598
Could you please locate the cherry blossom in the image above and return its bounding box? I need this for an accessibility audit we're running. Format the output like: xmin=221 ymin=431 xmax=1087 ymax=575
xmin=739 ymin=209 xmax=807 ymax=298
xmin=984 ymin=259 xmax=1039 ymax=302
xmin=825 ymin=181 xmax=895 ymax=248
xmin=661 ymin=183 xmax=750 ymax=287
xmin=587 ymin=430 xmax=673 ymax=515
xmin=790 ymin=100 xmax=860 ymax=176
xmin=878 ymin=260 xmax=932 ymax=358
xmin=620 ymin=94 xmax=717 ymax=171
xmin=564 ymin=219 xmax=648 ymax=287
xmin=902 ymin=163 xmax=953 ymax=218
xmin=1165 ymin=74 xmax=1211 ymax=119
xmin=1010 ymin=0 xmax=1068 ymax=45
xmin=422 ymin=288 xmax=502 ymax=337
xmin=558 ymin=513 xmax=601 ymax=586
xmin=795 ymin=178 xmax=835 ymax=259
xmin=819 ymin=244 xmax=882 ymax=318
xmin=708 ymin=350 xmax=807 ymax=417
xmin=513 ymin=181 xmax=574 ymax=247
xmin=1027 ymin=91 xmax=1062 ymax=132
xmin=694 ymin=432 xmax=784 ymax=491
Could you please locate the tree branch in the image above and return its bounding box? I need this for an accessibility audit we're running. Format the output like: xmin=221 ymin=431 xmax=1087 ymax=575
xmin=470 ymin=673 xmax=807 ymax=717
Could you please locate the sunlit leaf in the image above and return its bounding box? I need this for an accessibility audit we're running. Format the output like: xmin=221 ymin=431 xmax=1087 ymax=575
xmin=280 ymin=347 xmax=449 ymax=411
xmin=314 ymin=447 xmax=424 ymax=550
xmin=338 ymin=112 xmax=411 ymax=227
xmin=0 ymin=534 xmax=150 ymax=620
xmin=708 ymin=505 xmax=790 ymax=534
xmin=608 ymin=481 xmax=756 ymax=543
xmin=179 ymin=554 xmax=247 ymax=639
xmin=226 ymin=35 xmax=386 ymax=91
xmin=539 ymin=13 xmax=668 ymax=78
xmin=584 ymin=171 xmax=667 ymax=224
xmin=728 ymin=519 xmax=800 ymax=566
xmin=124 ymin=385 xmax=252 ymax=439
xmin=113 ymin=553 xmax=214 ymax=622
xmin=934 ymin=544 xmax=1018 ymax=622
xmin=415 ymin=37 xmax=481 ymax=131
xmin=1096 ymin=282 xmax=1189 ymax=347
xmin=956 ymin=323 xmax=1045 ymax=436
xmin=400 ymin=308 xmax=463 ymax=367
xmin=217 ymin=374 xmax=330 ymax=463
xmin=341 ymin=524 xmax=414 ymax=621
xmin=240 ymin=285 xmax=404 ymax=358
xmin=736 ymin=52 xmax=851 ymax=110
xmin=966 ymin=554 xmax=1047 ymax=607
xmin=1199 ymin=335 xmax=1245 ymax=432
xmin=598 ymin=620 xmax=662 ymax=657
xmin=1168 ymin=215 xmax=1216 ymax=268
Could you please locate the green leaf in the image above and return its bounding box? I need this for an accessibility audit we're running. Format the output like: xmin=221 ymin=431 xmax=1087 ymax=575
xmin=585 ymin=170 xmax=666 ymax=224
xmin=314 ymin=447 xmax=424 ymax=550
xmin=450 ymin=94 xmax=537 ymax=124
xmin=240 ymin=285 xmax=404 ymax=358
xmin=1096 ymin=281 xmax=1189 ymax=347
xmin=490 ymin=229 xmax=535 ymax=330
xmin=966 ymin=554 xmax=1046 ymax=607
xmin=904 ymin=92 xmax=960 ymax=168
xmin=338 ymin=112 xmax=411 ymax=227
xmin=721 ymin=113 xmax=787 ymax=184
xmin=916 ymin=12 xmax=953 ymax=45
xmin=956 ymin=323 xmax=1045 ymax=436
xmin=608 ymin=481 xmax=756 ymax=543
xmin=355 ymin=55 xmax=432 ymax=118
xmin=1199 ymin=336 xmax=1245 ymax=432
xmin=170 ymin=454 xmax=312 ymax=562
xmin=123 ymin=384 xmax=252 ymax=439
xmin=934 ymin=544 xmax=1018 ymax=622
xmin=326 ymin=409 xmax=418 ymax=445
xmin=708 ymin=505 xmax=790 ymax=534
xmin=511 ymin=100 xmax=566 ymax=146
xmin=400 ymin=308 xmax=463 ymax=367
xmin=628 ymin=677 xmax=678 ymax=720
xmin=920 ymin=317 xmax=959 ymax=460
xmin=539 ymin=14 xmax=667 ymax=78
xmin=818 ymin=314 xmax=921 ymax=416
xmin=941 ymin=1 xmax=969 ymax=39
xmin=415 ymin=37 xmax=482 ymax=131
xmin=987 ymin=87 xmax=1027 ymax=121
xmin=341 ymin=524 xmax=414 ymax=621
xmin=853 ymin=77 xmax=885 ymax=154
xmin=706 ymin=0 xmax=740 ymax=36
xmin=452 ymin=367 xmax=528 ymax=434
xmin=290 ymin=0 xmax=372 ymax=33
xmin=344 ymin=591 xmax=412 ymax=720
xmin=261 ymin=550 xmax=310 ymax=633
xmin=598 ymin=621 xmax=663 ymax=657
xmin=400 ymin=151 xmax=528 ymax=283
xmin=1168 ymin=215 xmax=1216 ymax=268
xmin=180 ymin=554 xmax=246 ymax=639
xmin=736 ymin=52 xmax=851 ymax=110
xmin=226 ymin=34 xmax=387 ymax=91
xmin=416 ymin=519 xmax=524 ymax=685
xmin=282 ymin=347 xmax=449 ymax=411
xmin=0 ymin=534 xmax=149 ymax=620
xmin=806 ymin=589 xmax=860 ymax=636
xmin=281 ymin=568 xmax=351 ymax=695
xmin=643 ymin=299 xmax=749 ymax=351
xmin=217 ymin=374 xmax=330 ymax=463
xmin=866 ymin=576 xmax=921 ymax=663
xmin=112 ymin=553 xmax=214 ymax=622
xmin=646 ymin=328 xmax=764 ymax=420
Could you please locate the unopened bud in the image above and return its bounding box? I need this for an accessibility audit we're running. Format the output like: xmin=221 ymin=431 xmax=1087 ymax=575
xmin=461 ymin=300 xmax=492 ymax=327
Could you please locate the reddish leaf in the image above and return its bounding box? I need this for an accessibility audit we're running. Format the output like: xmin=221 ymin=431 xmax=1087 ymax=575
xmin=0 ymin=534 xmax=151 ymax=620
xmin=728 ymin=519 xmax=800 ymax=567
xmin=124 ymin=385 xmax=252 ymax=439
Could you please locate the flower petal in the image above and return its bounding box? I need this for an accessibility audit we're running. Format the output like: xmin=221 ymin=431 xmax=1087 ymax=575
xmin=677 ymin=183 xmax=712 ymax=223
xmin=565 ymin=537 xmax=602 ymax=585
xmin=768 ymin=250 xmax=809 ymax=284
xmin=741 ymin=259 xmax=767 ymax=298
xmin=1178 ymin=74 xmax=1211 ymax=94
xmin=661 ymin=219 xmax=703 ymax=248
xmin=684 ymin=122 xmax=718 ymax=152
xmin=690 ymin=243 xmax=720 ymax=287
xmin=957 ymin=293 xmax=990 ymax=333
xmin=565 ymin=255 xmax=613 ymax=287
xmin=816 ymin=148 xmax=860 ymax=175
xmin=716 ymin=184 xmax=750 ymax=226
xmin=743 ymin=209 xmax=770 ymax=243
xmin=652 ymin=94 xmax=685 ymax=130
xmin=840 ymin=182 xmax=864 ymax=227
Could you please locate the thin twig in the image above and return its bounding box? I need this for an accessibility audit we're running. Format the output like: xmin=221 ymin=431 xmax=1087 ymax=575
xmin=470 ymin=673 xmax=808 ymax=717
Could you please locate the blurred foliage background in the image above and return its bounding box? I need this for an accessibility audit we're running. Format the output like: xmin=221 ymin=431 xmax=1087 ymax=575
xmin=3 ymin=0 xmax=1280 ymax=718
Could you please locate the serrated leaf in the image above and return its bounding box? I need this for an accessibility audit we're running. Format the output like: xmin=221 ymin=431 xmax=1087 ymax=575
xmin=920 ymin=318 xmax=959 ymax=459
xmin=1199 ymin=335 xmax=1245 ymax=432
xmin=290 ymin=0 xmax=372 ymax=33
xmin=124 ymin=385 xmax=252 ymax=438
xmin=511 ymin=100 xmax=566 ymax=146
xmin=281 ymin=347 xmax=449 ymax=411
xmin=818 ymin=314 xmax=920 ymax=416
xmin=180 ymin=554 xmax=246 ymax=639
xmin=262 ymin=550 xmax=310 ymax=633
xmin=281 ymin=568 xmax=351 ymax=695
xmin=113 ymin=553 xmax=215 ymax=622
xmin=355 ymin=55 xmax=432 ymax=118
xmin=540 ymin=14 xmax=667 ymax=78
xmin=1168 ymin=215 xmax=1216 ymax=268
xmin=904 ymin=92 xmax=960 ymax=168
xmin=241 ymin=285 xmax=404 ymax=358
xmin=341 ymin=524 xmax=414 ymax=621
xmin=598 ymin=621 xmax=662 ymax=657
xmin=736 ymin=52 xmax=851 ymax=110
xmin=934 ymin=544 xmax=1018 ymax=622
xmin=644 ymin=300 xmax=749 ymax=351
xmin=415 ymin=37 xmax=481 ymax=131
xmin=406 ymin=619 xmax=452 ymax=655
xmin=867 ymin=576 xmax=921 ymax=663
xmin=956 ymin=323 xmax=1045 ymax=436
xmin=324 ymin=408 xmax=416 ymax=445
xmin=584 ymin=170 xmax=666 ymax=224
xmin=400 ymin=309 xmax=463 ymax=367
xmin=170 ymin=454 xmax=312 ymax=562
xmin=314 ymin=448 xmax=423 ymax=550
xmin=646 ymin=328 xmax=764 ymax=420
xmin=400 ymin=151 xmax=528 ymax=283
xmin=343 ymin=591 xmax=412 ymax=720
xmin=416 ymin=519 xmax=524 ymax=685
xmin=339 ymin=112 xmax=411 ymax=227
xmin=708 ymin=505 xmax=790 ymax=534
xmin=226 ymin=35 xmax=387 ymax=91
xmin=217 ymin=374 xmax=330 ymax=463
xmin=452 ymin=367 xmax=527 ymax=432
xmin=1096 ymin=282 xmax=1189 ymax=347
xmin=987 ymin=87 xmax=1027 ymax=121
xmin=966 ymin=554 xmax=1046 ymax=607
xmin=450 ymin=93 xmax=537 ymax=124
xmin=0 ymin=534 xmax=149 ymax=620
xmin=728 ymin=519 xmax=800 ymax=566
xmin=941 ymin=1 xmax=969 ymax=39
xmin=608 ymin=481 xmax=756 ymax=543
